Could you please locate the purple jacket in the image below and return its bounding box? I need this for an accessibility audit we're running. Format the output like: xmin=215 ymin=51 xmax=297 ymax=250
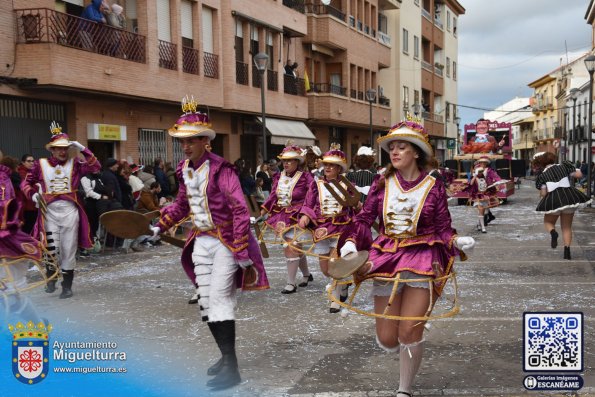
xmin=20 ymin=149 xmax=101 ymax=248
xmin=339 ymin=170 xmax=463 ymax=294
xmin=299 ymin=177 xmax=354 ymax=242
xmin=261 ymin=169 xmax=313 ymax=229
xmin=156 ymin=151 xmax=269 ymax=291
xmin=1 ymin=164 xmax=42 ymax=262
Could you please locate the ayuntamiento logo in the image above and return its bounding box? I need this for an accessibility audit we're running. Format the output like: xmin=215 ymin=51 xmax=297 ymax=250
xmin=9 ymin=321 xmax=52 ymax=385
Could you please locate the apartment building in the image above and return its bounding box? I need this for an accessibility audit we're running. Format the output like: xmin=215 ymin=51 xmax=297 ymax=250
xmin=528 ymin=55 xmax=589 ymax=158
xmin=379 ymin=0 xmax=464 ymax=163
xmin=1 ymin=0 xmax=399 ymax=169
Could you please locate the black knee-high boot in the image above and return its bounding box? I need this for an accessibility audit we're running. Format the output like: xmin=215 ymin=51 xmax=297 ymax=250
xmin=45 ymin=263 xmax=58 ymax=293
xmin=206 ymin=320 xmax=241 ymax=389
xmin=59 ymin=270 xmax=74 ymax=299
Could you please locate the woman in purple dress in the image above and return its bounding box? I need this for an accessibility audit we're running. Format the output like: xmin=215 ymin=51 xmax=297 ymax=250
xmin=339 ymin=119 xmax=475 ymax=397
xmin=298 ymin=145 xmax=355 ymax=313
xmin=260 ymin=145 xmax=314 ymax=293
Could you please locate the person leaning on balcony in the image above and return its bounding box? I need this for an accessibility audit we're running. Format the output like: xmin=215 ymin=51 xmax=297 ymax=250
xmin=81 ymin=0 xmax=106 ymax=24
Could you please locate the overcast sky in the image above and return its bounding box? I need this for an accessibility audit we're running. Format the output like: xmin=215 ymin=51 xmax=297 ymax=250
xmin=457 ymin=0 xmax=592 ymax=127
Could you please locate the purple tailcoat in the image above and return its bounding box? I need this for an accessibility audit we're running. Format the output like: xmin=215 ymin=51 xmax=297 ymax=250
xmin=299 ymin=177 xmax=354 ymax=242
xmin=156 ymin=151 xmax=269 ymax=291
xmin=20 ymin=149 xmax=100 ymax=248
xmin=1 ymin=164 xmax=43 ymax=262
xmin=261 ymin=170 xmax=313 ymax=231
xmin=467 ymin=167 xmax=502 ymax=201
xmin=339 ymin=171 xmax=462 ymax=295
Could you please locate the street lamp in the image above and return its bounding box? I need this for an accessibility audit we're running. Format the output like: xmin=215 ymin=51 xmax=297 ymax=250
xmin=584 ymin=54 xmax=595 ymax=200
xmin=254 ymin=52 xmax=269 ymax=162
xmin=366 ymin=88 xmax=377 ymax=147
xmin=570 ymin=88 xmax=579 ymax=164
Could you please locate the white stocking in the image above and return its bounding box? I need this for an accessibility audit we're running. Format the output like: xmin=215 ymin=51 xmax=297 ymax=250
xmin=398 ymin=338 xmax=425 ymax=395
xmin=286 ymin=257 xmax=300 ymax=286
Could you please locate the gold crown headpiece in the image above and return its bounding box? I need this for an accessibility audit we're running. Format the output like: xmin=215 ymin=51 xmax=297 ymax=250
xmin=9 ymin=321 xmax=53 ymax=341
xmin=50 ymin=121 xmax=62 ymax=135
xmin=405 ymin=112 xmax=422 ymax=124
xmin=181 ymin=95 xmax=198 ymax=114
xmin=329 ymin=142 xmax=341 ymax=151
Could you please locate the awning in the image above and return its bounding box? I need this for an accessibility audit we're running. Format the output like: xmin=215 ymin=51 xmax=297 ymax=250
xmin=257 ymin=117 xmax=316 ymax=146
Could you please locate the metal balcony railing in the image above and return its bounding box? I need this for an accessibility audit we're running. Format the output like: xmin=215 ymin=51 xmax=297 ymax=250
xmin=305 ymin=3 xmax=346 ymax=22
xmin=236 ymin=61 xmax=248 ymax=85
xmin=267 ymin=70 xmax=278 ymax=92
xmin=15 ymin=8 xmax=146 ymax=63
xmin=310 ymin=83 xmax=347 ymax=96
xmin=203 ymin=52 xmax=218 ymax=79
xmin=252 ymin=65 xmax=262 ymax=88
xmin=421 ymin=60 xmax=433 ymax=72
xmin=379 ymin=96 xmax=390 ymax=106
xmin=283 ymin=74 xmax=306 ymax=96
xmin=182 ymin=46 xmax=199 ymax=75
xmin=283 ymin=0 xmax=305 ymax=13
xmin=158 ymin=40 xmax=177 ymax=70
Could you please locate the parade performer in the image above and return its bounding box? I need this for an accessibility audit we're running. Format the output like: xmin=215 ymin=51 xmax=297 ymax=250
xmin=338 ymin=118 xmax=475 ymax=397
xmin=467 ymin=156 xmax=503 ymax=232
xmin=346 ymin=146 xmax=376 ymax=202
xmin=298 ymin=144 xmax=356 ymax=313
xmin=1 ymin=155 xmax=48 ymax=323
xmin=260 ymin=144 xmax=314 ymax=293
xmin=21 ymin=122 xmax=100 ymax=299
xmin=304 ymin=145 xmax=324 ymax=179
xmin=532 ymin=152 xmax=591 ymax=260
xmin=462 ymin=118 xmax=505 ymax=154
xmin=150 ymin=96 xmax=269 ymax=390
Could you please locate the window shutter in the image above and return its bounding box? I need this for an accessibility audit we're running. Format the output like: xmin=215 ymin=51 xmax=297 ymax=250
xmin=156 ymin=0 xmax=171 ymax=42
xmin=202 ymin=6 xmax=213 ymax=53
xmin=181 ymin=0 xmax=193 ymax=39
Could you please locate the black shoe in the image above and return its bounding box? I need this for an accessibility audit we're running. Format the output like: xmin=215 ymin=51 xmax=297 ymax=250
xmin=563 ymin=246 xmax=571 ymax=260
xmin=488 ymin=212 xmax=496 ymax=222
xmin=45 ymin=280 xmax=56 ymax=293
xmin=550 ymin=230 xmax=559 ymax=249
xmin=339 ymin=284 xmax=350 ymax=303
xmin=207 ymin=356 xmax=224 ymax=376
xmin=281 ymin=284 xmax=297 ymax=294
xmin=298 ymin=274 xmax=313 ymax=287
xmin=484 ymin=213 xmax=490 ymax=225
xmin=188 ymin=292 xmax=199 ymax=304
xmin=329 ymin=303 xmax=341 ymax=314
xmin=59 ymin=288 xmax=73 ymax=299
xmin=206 ymin=354 xmax=241 ymax=389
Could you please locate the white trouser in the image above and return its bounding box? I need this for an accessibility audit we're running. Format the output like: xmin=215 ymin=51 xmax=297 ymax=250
xmin=191 ymin=235 xmax=239 ymax=322
xmin=45 ymin=200 xmax=79 ymax=271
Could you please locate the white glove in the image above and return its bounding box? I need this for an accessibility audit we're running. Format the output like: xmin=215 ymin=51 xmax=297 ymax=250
xmin=340 ymin=241 xmax=357 ymax=258
xmin=70 ymin=141 xmax=85 ymax=151
xmin=237 ymin=259 xmax=253 ymax=269
xmin=150 ymin=226 xmax=160 ymax=238
xmin=32 ymin=193 xmax=41 ymax=208
xmin=455 ymin=236 xmax=475 ymax=255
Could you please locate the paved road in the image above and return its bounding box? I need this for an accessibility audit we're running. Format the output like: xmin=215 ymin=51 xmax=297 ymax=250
xmin=8 ymin=179 xmax=594 ymax=396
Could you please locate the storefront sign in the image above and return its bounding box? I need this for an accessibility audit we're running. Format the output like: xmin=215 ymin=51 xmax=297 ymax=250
xmin=87 ymin=123 xmax=127 ymax=141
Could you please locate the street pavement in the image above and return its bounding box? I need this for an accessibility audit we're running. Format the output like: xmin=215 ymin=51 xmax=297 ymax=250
xmin=19 ymin=179 xmax=595 ymax=396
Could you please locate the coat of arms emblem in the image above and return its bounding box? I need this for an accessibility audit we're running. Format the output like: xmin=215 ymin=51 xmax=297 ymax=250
xmin=9 ymin=321 xmax=52 ymax=385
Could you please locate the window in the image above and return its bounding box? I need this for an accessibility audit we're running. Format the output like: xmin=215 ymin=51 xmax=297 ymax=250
xmin=414 ymin=90 xmax=420 ymax=108
xmin=250 ymin=25 xmax=259 ymax=55
xmin=453 ymin=61 xmax=457 ymax=80
xmin=235 ymin=20 xmax=244 ymax=62
xmin=202 ymin=6 xmax=214 ymax=53
xmin=402 ymin=28 xmax=409 ymax=54
xmin=453 ymin=17 xmax=457 ymax=35
xmin=156 ymin=0 xmax=171 ymax=42
xmin=378 ymin=13 xmax=388 ymax=34
xmin=139 ymin=129 xmax=168 ymax=165
xmin=181 ymin=0 xmax=193 ymax=47
xmin=446 ymin=10 xmax=451 ymax=31
xmin=446 ymin=56 xmax=450 ymax=77
xmin=446 ymin=102 xmax=450 ymax=121
xmin=403 ymin=86 xmax=409 ymax=108
xmin=266 ymin=31 xmax=274 ymax=70
xmin=414 ymin=35 xmax=419 ymax=59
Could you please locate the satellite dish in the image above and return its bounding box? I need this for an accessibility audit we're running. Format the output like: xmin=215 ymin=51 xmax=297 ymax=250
xmin=321 ymin=0 xmax=331 ymax=5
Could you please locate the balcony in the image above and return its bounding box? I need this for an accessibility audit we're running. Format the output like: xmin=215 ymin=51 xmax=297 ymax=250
xmin=283 ymin=0 xmax=305 ymax=13
xmin=15 ymin=8 xmax=145 ymax=63
xmin=283 ymin=74 xmax=307 ymax=96
xmin=203 ymin=52 xmax=218 ymax=79
xmin=267 ymin=70 xmax=278 ymax=92
xmin=310 ymin=82 xmax=347 ymax=96
xmin=252 ymin=65 xmax=262 ymax=88
xmin=182 ymin=46 xmax=199 ymax=75
xmin=158 ymin=40 xmax=177 ymax=70
xmin=305 ymin=3 xmax=346 ymax=22
xmin=236 ymin=61 xmax=248 ymax=85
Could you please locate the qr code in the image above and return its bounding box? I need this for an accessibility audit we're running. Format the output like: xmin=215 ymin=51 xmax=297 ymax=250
xmin=523 ymin=312 xmax=582 ymax=371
